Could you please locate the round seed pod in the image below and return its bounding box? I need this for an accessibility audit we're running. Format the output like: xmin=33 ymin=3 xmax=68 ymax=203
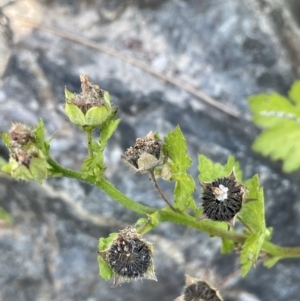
xmin=103 ymin=227 xmax=156 ymax=286
xmin=183 ymin=280 xmax=222 ymax=301
xmin=174 ymin=275 xmax=223 ymax=301
xmin=121 ymin=131 xmax=164 ymax=174
xmin=201 ymin=169 xmax=248 ymax=226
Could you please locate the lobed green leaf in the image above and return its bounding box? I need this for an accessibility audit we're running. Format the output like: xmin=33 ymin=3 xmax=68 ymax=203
xmin=239 ymin=175 xmax=266 ymax=276
xmin=252 ymin=123 xmax=300 ymax=172
xmin=248 ymin=85 xmax=300 ymax=172
xmin=288 ymin=80 xmax=300 ymax=105
xmin=99 ymin=113 xmax=120 ymax=150
xmin=163 ymin=126 xmax=196 ymax=210
xmin=198 ymin=154 xmax=242 ymax=183
xmin=164 ymin=125 xmax=192 ymax=171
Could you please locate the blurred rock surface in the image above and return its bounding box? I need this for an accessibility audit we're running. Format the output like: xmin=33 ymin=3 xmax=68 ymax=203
xmin=1 ymin=0 xmax=300 ymax=300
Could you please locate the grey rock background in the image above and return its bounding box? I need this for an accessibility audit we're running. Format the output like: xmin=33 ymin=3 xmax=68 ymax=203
xmin=1 ymin=0 xmax=300 ymax=300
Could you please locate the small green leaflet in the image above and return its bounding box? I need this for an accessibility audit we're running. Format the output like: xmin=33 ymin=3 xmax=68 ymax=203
xmin=289 ymin=80 xmax=300 ymax=105
xmin=263 ymin=256 xmax=281 ymax=268
xmin=98 ymin=233 xmax=118 ymax=251
xmin=98 ymin=233 xmax=118 ymax=281
xmin=163 ymin=126 xmax=196 ymax=211
xmin=239 ymin=175 xmax=266 ymax=276
xmin=99 ymin=113 xmax=120 ymax=151
xmin=198 ymin=154 xmax=242 ymax=183
xmin=98 ymin=256 xmax=114 ymax=281
xmin=248 ymin=81 xmax=300 ymax=172
xmin=34 ymin=119 xmax=50 ymax=155
xmin=221 ymin=237 xmax=235 ymax=254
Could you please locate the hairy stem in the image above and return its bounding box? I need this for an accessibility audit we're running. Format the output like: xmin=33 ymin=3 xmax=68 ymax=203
xmin=47 ymin=156 xmax=155 ymax=215
xmin=86 ymin=130 xmax=93 ymax=157
xmin=46 ymin=156 xmax=300 ymax=262
xmin=149 ymin=170 xmax=177 ymax=212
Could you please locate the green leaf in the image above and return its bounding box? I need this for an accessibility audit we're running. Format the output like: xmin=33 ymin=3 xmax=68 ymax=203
xmin=163 ymin=126 xmax=196 ymax=211
xmin=29 ymin=155 xmax=48 ymax=184
xmin=65 ymin=87 xmax=75 ymax=101
xmin=0 ymin=207 xmax=13 ymax=224
xmin=288 ymin=80 xmax=300 ymax=105
xmin=164 ymin=126 xmax=192 ymax=171
xmin=198 ymin=154 xmax=243 ymax=183
xmin=263 ymin=256 xmax=281 ymax=268
xmin=85 ymin=106 xmax=110 ymax=126
xmin=98 ymin=233 xmax=118 ymax=251
xmin=98 ymin=233 xmax=118 ymax=281
xmin=34 ymin=119 xmax=50 ymax=155
xmin=239 ymin=175 xmax=266 ymax=276
xmin=1 ymin=132 xmax=9 ymax=147
xmin=252 ymin=123 xmax=300 ymax=172
xmin=240 ymin=232 xmax=264 ymax=276
xmin=64 ymin=103 xmax=86 ymax=126
xmin=98 ymin=255 xmax=114 ymax=281
xmin=1 ymin=162 xmax=12 ymax=174
xmin=99 ymin=114 xmax=120 ymax=150
xmin=34 ymin=119 xmax=45 ymax=147
xmin=173 ymin=175 xmax=196 ymax=211
xmin=221 ymin=237 xmax=235 ymax=254
xmin=103 ymin=91 xmax=112 ymax=108
xmin=248 ymin=86 xmax=300 ymax=172
xmin=224 ymin=156 xmax=242 ymax=181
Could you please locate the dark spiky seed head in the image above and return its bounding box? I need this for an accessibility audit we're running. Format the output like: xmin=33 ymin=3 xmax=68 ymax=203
xmin=103 ymin=227 xmax=156 ymax=286
xmin=108 ymin=237 xmax=152 ymax=278
xmin=183 ymin=280 xmax=222 ymax=301
xmin=201 ymin=170 xmax=247 ymax=224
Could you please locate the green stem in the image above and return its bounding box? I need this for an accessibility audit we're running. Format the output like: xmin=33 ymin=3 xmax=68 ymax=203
xmin=46 ymin=156 xmax=300 ymax=261
xmin=86 ymin=130 xmax=93 ymax=157
xmin=47 ymin=157 xmax=155 ymax=215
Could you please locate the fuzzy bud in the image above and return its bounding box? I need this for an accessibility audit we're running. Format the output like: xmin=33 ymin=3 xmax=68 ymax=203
xmin=1 ymin=122 xmax=47 ymax=182
xmin=121 ymin=131 xmax=164 ymax=174
xmin=175 ymin=275 xmax=223 ymax=301
xmin=64 ymin=75 xmax=113 ymax=131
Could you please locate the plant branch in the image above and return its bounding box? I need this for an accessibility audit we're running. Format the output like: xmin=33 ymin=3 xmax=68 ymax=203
xmin=46 ymin=156 xmax=300 ymax=262
xmin=149 ymin=170 xmax=177 ymax=212
xmin=86 ymin=130 xmax=93 ymax=157
xmin=47 ymin=156 xmax=155 ymax=216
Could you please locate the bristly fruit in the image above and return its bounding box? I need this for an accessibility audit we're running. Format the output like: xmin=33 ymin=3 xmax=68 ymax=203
xmin=1 ymin=122 xmax=48 ymax=182
xmin=121 ymin=131 xmax=164 ymax=174
xmin=174 ymin=275 xmax=223 ymax=301
xmin=98 ymin=227 xmax=156 ymax=287
xmin=64 ymin=74 xmax=114 ymax=131
xmin=200 ymin=168 xmax=248 ymax=227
